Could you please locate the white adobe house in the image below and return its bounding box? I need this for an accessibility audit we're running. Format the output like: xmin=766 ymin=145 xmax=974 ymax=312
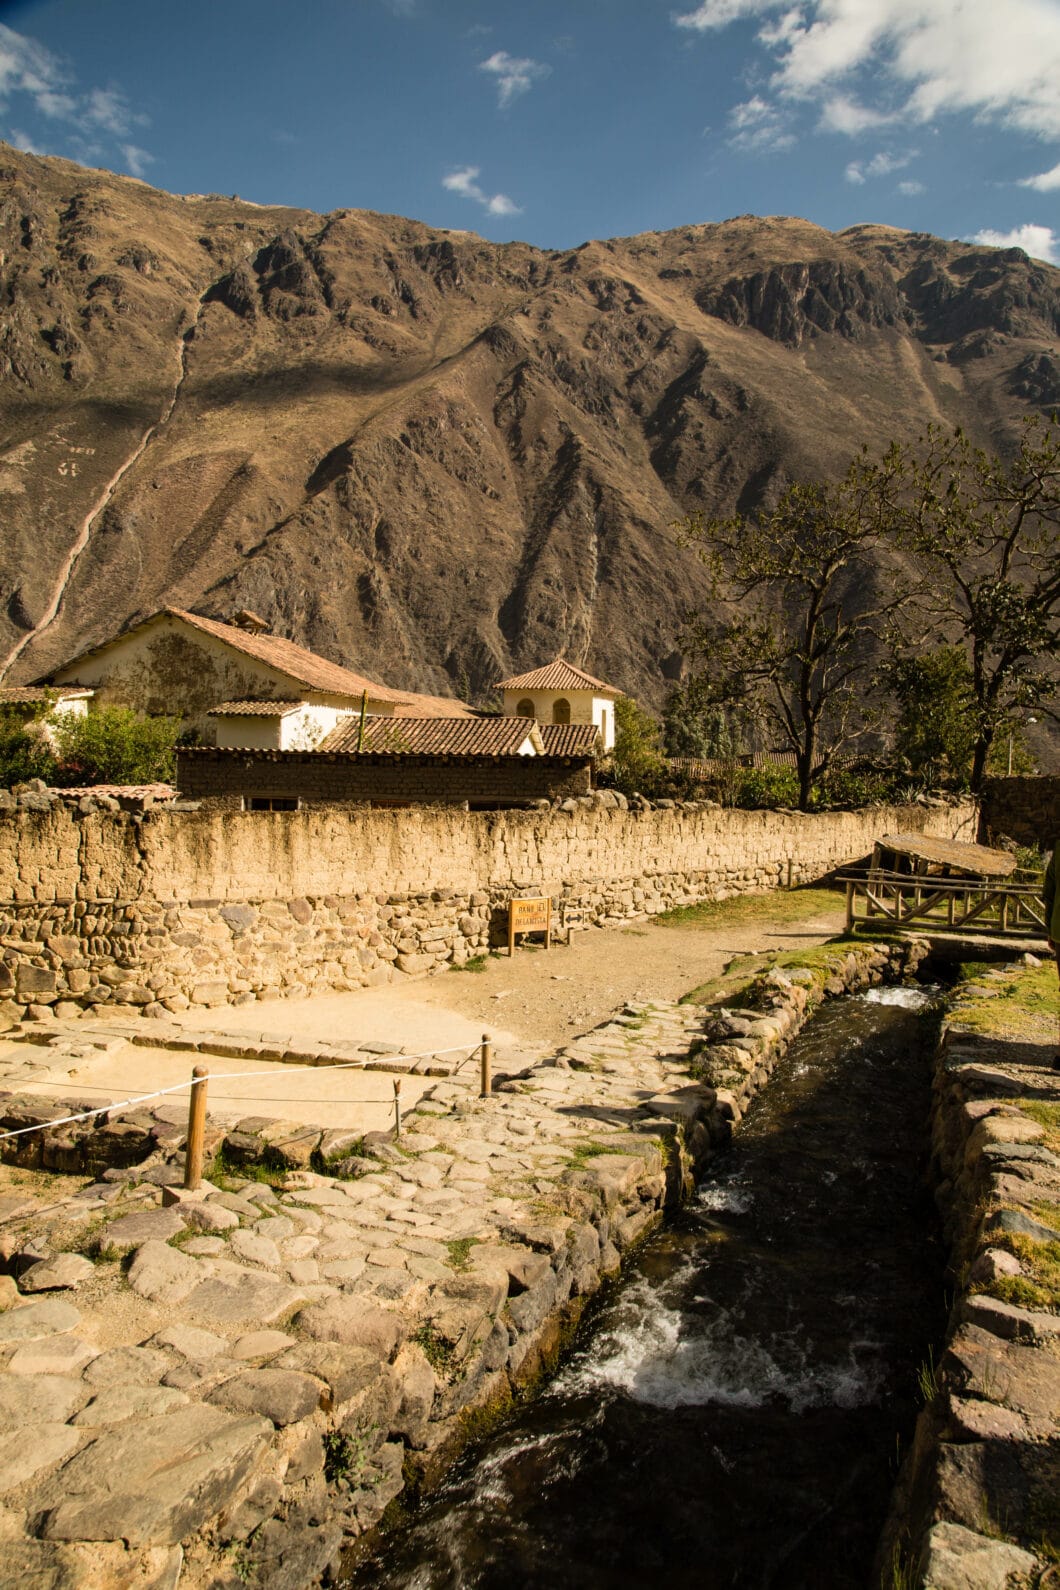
xmin=40 ymin=607 xmax=475 ymax=748
xmin=496 ymin=659 xmax=622 ymax=752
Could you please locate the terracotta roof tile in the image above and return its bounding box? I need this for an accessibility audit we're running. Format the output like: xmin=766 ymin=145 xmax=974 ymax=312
xmin=537 ymin=723 xmax=601 ymax=756
xmin=166 ymin=610 xmax=411 ymax=704
xmin=496 ymin=659 xmax=622 ymax=697
xmin=320 ymin=716 xmax=542 ymax=756
xmin=40 ymin=609 xmax=412 ymax=706
xmin=0 ymin=685 xmax=93 ymax=704
xmin=208 ymin=699 xmax=306 ymax=717
xmin=391 ymin=692 xmax=478 ymax=719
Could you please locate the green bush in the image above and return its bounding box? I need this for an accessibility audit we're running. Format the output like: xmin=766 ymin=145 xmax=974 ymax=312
xmin=0 ymin=706 xmax=57 ymax=788
xmin=53 ymin=707 xmax=180 ymax=787
xmin=608 ymin=696 xmax=668 ymax=797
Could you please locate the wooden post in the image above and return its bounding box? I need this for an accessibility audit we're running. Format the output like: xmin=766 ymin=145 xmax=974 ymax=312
xmin=845 ymin=877 xmax=854 ymax=933
xmin=393 ymin=1078 xmax=402 ymax=1138
xmin=184 ymin=1065 xmax=209 ymax=1191
xmin=480 ymin=1034 xmax=492 ymax=1098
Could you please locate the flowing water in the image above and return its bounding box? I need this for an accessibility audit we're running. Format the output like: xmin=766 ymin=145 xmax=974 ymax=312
xmin=346 ymin=985 xmax=946 ymax=1590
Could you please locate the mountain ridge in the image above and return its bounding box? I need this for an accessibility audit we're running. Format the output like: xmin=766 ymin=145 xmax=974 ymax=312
xmin=1 ymin=144 xmax=1058 ymax=707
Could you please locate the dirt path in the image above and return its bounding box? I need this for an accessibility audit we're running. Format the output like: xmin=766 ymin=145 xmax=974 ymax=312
xmin=176 ymin=893 xmax=848 ymax=1057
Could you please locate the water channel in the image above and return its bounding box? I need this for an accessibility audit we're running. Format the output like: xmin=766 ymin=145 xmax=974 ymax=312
xmin=346 ymin=985 xmax=947 ymax=1590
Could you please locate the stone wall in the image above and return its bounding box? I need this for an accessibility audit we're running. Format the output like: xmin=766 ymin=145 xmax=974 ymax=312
xmin=979 ymin=775 xmax=1060 ymax=849
xmin=176 ymin=748 xmax=593 ymax=808
xmin=0 ymin=797 xmax=978 ymax=1022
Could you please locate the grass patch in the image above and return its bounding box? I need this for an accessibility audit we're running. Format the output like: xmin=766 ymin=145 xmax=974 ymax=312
xmin=207 ymin=1146 xmax=287 ymax=1190
xmin=451 ymin=955 xmax=489 ymax=973
xmin=655 ymin=885 xmax=842 ymax=931
xmin=951 ymin=962 xmax=1057 ymax=1045
xmin=567 ymin=1140 xmax=628 ymax=1168
xmin=1015 ymin=1101 xmax=1060 ymax=1155
xmin=412 ymin=1322 xmax=456 ymax=1375
xmin=915 ymin=1347 xmax=941 ymax=1405
xmin=444 ymin=1236 xmax=480 ymax=1271
xmin=982 ymin=1216 xmax=1060 ymax=1312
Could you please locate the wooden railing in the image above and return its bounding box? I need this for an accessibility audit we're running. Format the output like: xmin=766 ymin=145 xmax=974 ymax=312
xmin=842 ymin=870 xmax=1049 ymax=940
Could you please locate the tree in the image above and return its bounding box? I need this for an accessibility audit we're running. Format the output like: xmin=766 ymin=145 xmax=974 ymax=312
xmin=610 ymin=695 xmax=667 ymax=797
xmin=674 ymin=451 xmax=908 ymax=810
xmin=662 ymin=678 xmax=742 ymax=761
xmin=883 ymin=418 xmax=1060 ymax=790
xmin=0 ymin=705 xmax=57 ymax=788
xmin=887 ymin=646 xmax=978 ymax=789
xmin=53 ymin=707 xmax=180 ymax=787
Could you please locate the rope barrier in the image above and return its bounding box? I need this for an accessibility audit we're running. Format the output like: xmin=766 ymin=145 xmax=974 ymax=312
xmin=0 ymin=1042 xmax=482 ymax=1144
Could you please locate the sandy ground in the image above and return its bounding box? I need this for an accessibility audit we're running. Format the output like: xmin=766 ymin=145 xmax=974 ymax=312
xmin=2 ymin=1042 xmax=434 ymax=1134
xmin=0 ymin=898 xmax=846 ymax=1136
xmin=175 ymin=902 xmax=848 ymax=1054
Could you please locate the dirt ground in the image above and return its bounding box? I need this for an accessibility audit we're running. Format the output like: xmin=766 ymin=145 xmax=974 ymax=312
xmin=177 ymin=892 xmax=849 ymax=1055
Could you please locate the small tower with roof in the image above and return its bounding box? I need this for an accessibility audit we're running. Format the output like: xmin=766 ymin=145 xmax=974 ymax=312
xmin=495 ymin=658 xmax=622 ymax=752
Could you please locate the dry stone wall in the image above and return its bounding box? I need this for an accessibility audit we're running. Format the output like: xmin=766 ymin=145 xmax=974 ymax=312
xmin=0 ymin=798 xmax=978 ymax=1021
xmin=979 ymin=775 xmax=1060 ymax=850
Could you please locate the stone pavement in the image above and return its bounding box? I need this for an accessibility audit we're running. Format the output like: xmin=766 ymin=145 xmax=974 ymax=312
xmin=0 ymin=995 xmax=715 ymax=1588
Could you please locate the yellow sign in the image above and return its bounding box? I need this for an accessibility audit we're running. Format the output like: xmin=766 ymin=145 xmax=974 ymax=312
xmin=509 ymin=895 xmax=552 ymax=955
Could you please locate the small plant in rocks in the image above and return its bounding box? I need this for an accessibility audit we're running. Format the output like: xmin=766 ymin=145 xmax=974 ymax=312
xmin=323 ymin=1428 xmax=372 ymax=1487
xmin=412 ymin=1323 xmax=456 ymax=1375
xmin=444 ymin=1236 xmax=480 ymax=1271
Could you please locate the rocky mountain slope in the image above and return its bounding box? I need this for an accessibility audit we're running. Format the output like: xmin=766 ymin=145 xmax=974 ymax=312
xmin=1 ymin=144 xmax=1058 ymax=706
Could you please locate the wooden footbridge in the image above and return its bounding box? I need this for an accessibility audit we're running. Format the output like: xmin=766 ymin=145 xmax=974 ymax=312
xmin=841 ymin=832 xmax=1049 ymax=945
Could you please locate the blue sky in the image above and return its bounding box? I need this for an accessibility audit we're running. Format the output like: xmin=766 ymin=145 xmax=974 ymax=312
xmin=1 ymin=0 xmax=1058 ymax=260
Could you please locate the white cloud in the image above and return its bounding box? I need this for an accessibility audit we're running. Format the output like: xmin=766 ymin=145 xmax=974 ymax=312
xmin=0 ymin=24 xmax=151 ymax=170
xmin=121 ymin=143 xmax=153 ymax=178
xmin=8 ymin=126 xmax=44 ymax=154
xmin=443 ymin=165 xmax=522 ymax=216
xmin=970 ymin=223 xmax=1059 ymax=263
xmin=479 ymin=50 xmax=549 ymax=108
xmin=897 ymin=178 xmax=925 ymax=194
xmin=1020 ymin=159 xmax=1060 ymax=191
xmin=727 ymin=94 xmax=794 ymax=152
xmin=674 ymin=0 xmax=1060 ymax=142
xmin=845 ymin=149 xmax=915 ymax=182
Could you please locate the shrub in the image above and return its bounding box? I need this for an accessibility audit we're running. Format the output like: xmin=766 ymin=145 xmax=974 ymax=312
xmin=53 ymin=706 xmax=180 ymax=787
xmin=0 ymin=706 xmax=57 ymax=788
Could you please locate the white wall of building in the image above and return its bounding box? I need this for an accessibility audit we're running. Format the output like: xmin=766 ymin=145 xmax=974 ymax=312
xmin=502 ymin=687 xmax=615 ymax=751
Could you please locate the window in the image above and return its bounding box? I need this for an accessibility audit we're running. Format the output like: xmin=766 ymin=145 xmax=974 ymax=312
xmin=245 ymin=796 xmax=300 ymax=811
xmin=516 ymin=698 xmax=534 ymax=718
xmin=552 ymin=698 xmax=571 ymax=725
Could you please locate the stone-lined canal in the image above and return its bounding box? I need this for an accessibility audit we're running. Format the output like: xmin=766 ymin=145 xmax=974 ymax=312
xmin=346 ymin=986 xmax=946 ymax=1589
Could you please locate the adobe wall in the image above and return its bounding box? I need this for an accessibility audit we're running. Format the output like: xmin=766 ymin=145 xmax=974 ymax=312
xmin=176 ymin=748 xmax=593 ymax=806
xmin=0 ymin=797 xmax=978 ymax=1020
xmin=979 ymin=776 xmax=1060 ymax=850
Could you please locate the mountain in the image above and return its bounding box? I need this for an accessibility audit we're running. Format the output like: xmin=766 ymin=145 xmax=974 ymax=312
xmin=2 ymin=144 xmax=1059 ymax=707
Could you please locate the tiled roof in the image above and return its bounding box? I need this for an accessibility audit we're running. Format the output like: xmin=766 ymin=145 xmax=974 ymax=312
xmin=41 ymin=609 xmax=412 ymax=706
xmin=537 ymin=722 xmax=601 ymax=756
xmin=208 ymin=699 xmax=305 ymax=717
xmin=166 ymin=610 xmax=411 ymax=704
xmin=391 ymin=692 xmax=478 ymax=719
xmin=496 ymin=659 xmax=622 ymax=697
xmin=320 ymin=716 xmax=542 ymax=757
xmin=0 ymin=685 xmax=93 ymax=704
xmin=55 ymin=784 xmax=176 ymax=800
xmin=670 ymin=751 xmax=798 ymax=776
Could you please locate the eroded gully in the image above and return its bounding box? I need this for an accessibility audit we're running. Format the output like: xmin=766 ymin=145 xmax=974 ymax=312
xmin=346 ymin=985 xmax=946 ymax=1590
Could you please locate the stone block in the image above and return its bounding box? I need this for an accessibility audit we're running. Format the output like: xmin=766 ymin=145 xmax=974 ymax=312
xmin=36 ymin=1404 xmax=272 ymax=1546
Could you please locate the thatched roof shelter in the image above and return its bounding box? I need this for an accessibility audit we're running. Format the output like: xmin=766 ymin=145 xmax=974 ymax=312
xmin=873 ymin=833 xmax=1016 ymax=880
